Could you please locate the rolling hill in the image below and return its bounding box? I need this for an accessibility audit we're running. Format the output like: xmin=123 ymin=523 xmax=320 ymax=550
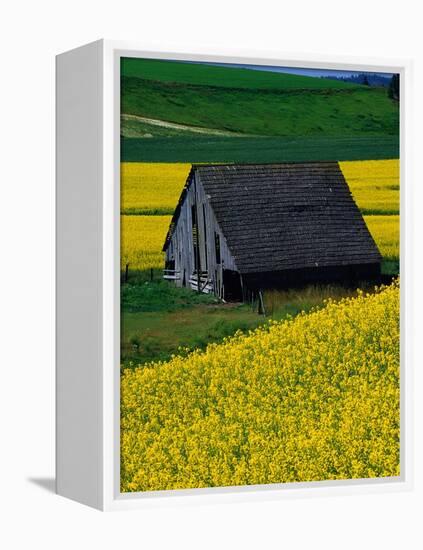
xmin=121 ymin=57 xmax=360 ymax=90
xmin=120 ymin=58 xmax=399 ymax=162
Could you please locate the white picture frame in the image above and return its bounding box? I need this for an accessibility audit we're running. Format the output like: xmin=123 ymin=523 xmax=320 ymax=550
xmin=56 ymin=39 xmax=412 ymax=511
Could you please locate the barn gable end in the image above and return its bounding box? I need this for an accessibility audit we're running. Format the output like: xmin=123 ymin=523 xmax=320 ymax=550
xmin=163 ymin=167 xmax=238 ymax=298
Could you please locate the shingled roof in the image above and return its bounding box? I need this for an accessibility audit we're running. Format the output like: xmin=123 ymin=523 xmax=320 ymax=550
xmin=164 ymin=162 xmax=381 ymax=274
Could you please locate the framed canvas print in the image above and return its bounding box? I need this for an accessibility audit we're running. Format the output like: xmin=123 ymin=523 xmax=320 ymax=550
xmin=56 ymin=40 xmax=412 ymax=510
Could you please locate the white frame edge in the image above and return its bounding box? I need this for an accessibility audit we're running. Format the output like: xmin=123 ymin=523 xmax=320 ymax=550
xmin=56 ymin=39 xmax=413 ymax=511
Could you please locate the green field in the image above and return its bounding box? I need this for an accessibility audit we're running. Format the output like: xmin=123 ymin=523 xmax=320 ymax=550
xmin=121 ymin=58 xmax=362 ymax=90
xmin=121 ymin=58 xmax=398 ymax=163
xmin=121 ymin=135 xmax=399 ymax=163
xmin=121 ymin=280 xmax=385 ymax=366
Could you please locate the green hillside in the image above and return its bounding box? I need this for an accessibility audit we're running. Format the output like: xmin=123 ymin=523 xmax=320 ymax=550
xmin=122 ymin=77 xmax=398 ymax=137
xmin=120 ymin=58 xmax=399 ymax=161
xmin=121 ymin=57 xmax=359 ymax=90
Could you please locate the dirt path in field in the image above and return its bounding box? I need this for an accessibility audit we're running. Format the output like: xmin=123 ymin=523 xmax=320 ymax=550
xmin=122 ymin=113 xmax=246 ymax=137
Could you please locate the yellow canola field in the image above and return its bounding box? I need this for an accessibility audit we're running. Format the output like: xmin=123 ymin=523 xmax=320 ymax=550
xmin=121 ymin=215 xmax=171 ymax=271
xmin=121 ymin=160 xmax=399 ymax=216
xmin=120 ymin=213 xmax=399 ymax=273
xmin=121 ymin=282 xmax=399 ymax=492
xmin=119 ymin=161 xmax=400 ymax=272
xmin=340 ymin=159 xmax=399 ymax=215
xmin=364 ymin=215 xmax=399 ymax=262
xmin=121 ymin=163 xmax=190 ymax=214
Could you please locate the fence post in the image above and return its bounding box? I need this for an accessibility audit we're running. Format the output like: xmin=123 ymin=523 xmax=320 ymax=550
xmin=258 ymin=290 xmax=266 ymax=316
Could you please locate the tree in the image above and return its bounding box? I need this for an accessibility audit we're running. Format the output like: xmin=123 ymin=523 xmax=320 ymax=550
xmin=388 ymin=74 xmax=400 ymax=101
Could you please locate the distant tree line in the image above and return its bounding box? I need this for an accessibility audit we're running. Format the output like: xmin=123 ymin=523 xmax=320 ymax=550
xmin=321 ymin=73 xmax=391 ymax=87
xmin=388 ymin=74 xmax=400 ymax=101
xmin=321 ymin=72 xmax=400 ymax=101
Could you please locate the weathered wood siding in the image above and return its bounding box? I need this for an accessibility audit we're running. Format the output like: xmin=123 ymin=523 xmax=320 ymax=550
xmin=165 ymin=172 xmax=237 ymax=297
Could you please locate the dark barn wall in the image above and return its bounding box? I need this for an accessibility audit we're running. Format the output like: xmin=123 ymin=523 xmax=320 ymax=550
xmin=222 ymin=269 xmax=243 ymax=302
xmin=243 ymin=263 xmax=382 ymax=291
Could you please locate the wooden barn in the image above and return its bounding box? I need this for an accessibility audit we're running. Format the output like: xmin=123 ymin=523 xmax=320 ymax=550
xmin=162 ymin=162 xmax=382 ymax=301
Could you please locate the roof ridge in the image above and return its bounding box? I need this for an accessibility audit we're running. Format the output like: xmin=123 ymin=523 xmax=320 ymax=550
xmin=192 ymin=160 xmax=340 ymax=169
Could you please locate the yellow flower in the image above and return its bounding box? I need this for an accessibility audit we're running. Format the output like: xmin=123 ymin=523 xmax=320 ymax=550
xmin=121 ymin=281 xmax=400 ymax=492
